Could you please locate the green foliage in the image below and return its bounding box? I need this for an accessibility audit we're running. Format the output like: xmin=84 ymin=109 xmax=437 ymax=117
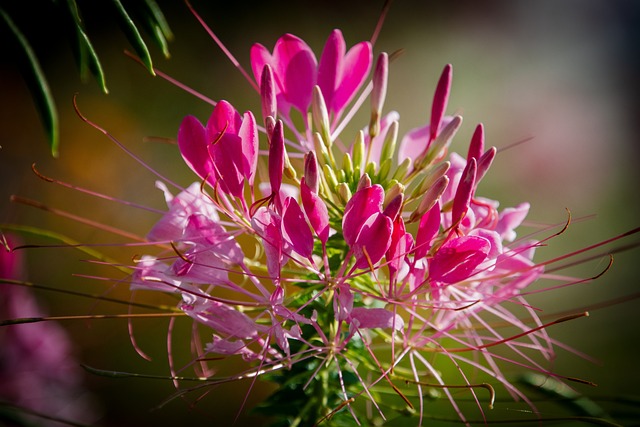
xmin=0 ymin=0 xmax=173 ymax=157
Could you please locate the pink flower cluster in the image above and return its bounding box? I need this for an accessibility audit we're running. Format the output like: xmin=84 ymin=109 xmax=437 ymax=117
xmin=129 ymin=29 xmax=579 ymax=424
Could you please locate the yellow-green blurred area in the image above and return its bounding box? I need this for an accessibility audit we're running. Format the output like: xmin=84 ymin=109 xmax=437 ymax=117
xmin=1 ymin=0 xmax=639 ymax=425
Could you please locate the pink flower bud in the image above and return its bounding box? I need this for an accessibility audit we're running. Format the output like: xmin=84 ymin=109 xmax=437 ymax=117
xmin=430 ymin=64 xmax=452 ymax=142
xmin=260 ymin=64 xmax=277 ymax=123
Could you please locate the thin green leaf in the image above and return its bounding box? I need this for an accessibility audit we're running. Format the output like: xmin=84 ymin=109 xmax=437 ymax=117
xmin=519 ymin=372 xmax=610 ymax=420
xmin=143 ymin=0 xmax=173 ymax=41
xmin=63 ymin=0 xmax=108 ymax=93
xmin=81 ymin=364 xmax=210 ymax=381
xmin=150 ymin=22 xmax=171 ymax=59
xmin=111 ymin=0 xmax=155 ymax=75
xmin=0 ymin=8 xmax=59 ymax=157
xmin=1 ymin=223 xmax=129 ymax=274
xmin=141 ymin=0 xmax=173 ymax=58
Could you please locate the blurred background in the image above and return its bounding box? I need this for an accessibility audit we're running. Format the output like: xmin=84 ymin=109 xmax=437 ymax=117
xmin=1 ymin=0 xmax=639 ymax=425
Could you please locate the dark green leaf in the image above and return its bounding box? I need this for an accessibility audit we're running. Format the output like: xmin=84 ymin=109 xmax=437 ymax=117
xmin=143 ymin=0 xmax=173 ymax=58
xmin=143 ymin=0 xmax=173 ymax=41
xmin=150 ymin=22 xmax=171 ymax=58
xmin=111 ymin=0 xmax=155 ymax=75
xmin=0 ymin=8 xmax=59 ymax=157
xmin=63 ymin=0 xmax=108 ymax=93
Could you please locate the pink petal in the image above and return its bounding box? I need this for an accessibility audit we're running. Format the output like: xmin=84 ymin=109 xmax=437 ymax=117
xmin=281 ymin=197 xmax=314 ymax=259
xmin=386 ymin=216 xmax=413 ymax=279
xmin=318 ymin=29 xmax=345 ymax=115
xmin=177 ymin=115 xmax=216 ymax=187
xmin=172 ymin=246 xmax=228 ymax=284
xmin=352 ymin=212 xmax=393 ymax=269
xmin=350 ymin=307 xmax=404 ymax=331
xmin=342 ymin=184 xmax=384 ymax=245
xmin=207 ymin=100 xmax=242 ymax=134
xmin=496 ymin=202 xmax=530 ymax=242
xmin=274 ymin=34 xmax=317 ymax=114
xmin=429 ymin=235 xmax=490 ymax=283
xmin=147 ymin=182 xmax=218 ymax=242
xmin=207 ymin=101 xmax=244 ymax=197
xmin=468 ymin=228 xmax=503 ymax=261
xmin=206 ymin=335 xmax=257 ymax=361
xmin=300 ymin=178 xmax=330 ymax=243
xmin=334 ymin=284 xmax=354 ymax=322
xmin=251 ymin=207 xmax=282 ymax=280
xmin=183 ymin=214 xmax=244 ymax=264
xmin=130 ymin=256 xmax=181 ymax=293
xmin=332 ymin=40 xmax=372 ymax=116
xmin=250 ymin=43 xmax=275 ymax=91
xmin=414 ymin=201 xmax=441 ymax=260
xmin=181 ymin=297 xmax=260 ymax=339
xmin=451 ymin=158 xmax=477 ymax=228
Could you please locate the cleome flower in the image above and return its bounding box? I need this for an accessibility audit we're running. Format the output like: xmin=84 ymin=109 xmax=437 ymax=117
xmin=4 ymin=4 xmax=638 ymax=427
xmin=118 ymin=14 xmax=637 ymax=425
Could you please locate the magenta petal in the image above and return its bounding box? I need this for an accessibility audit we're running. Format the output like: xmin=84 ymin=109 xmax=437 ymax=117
xmin=250 ymin=43 xmax=274 ymax=90
xmin=318 ymin=29 xmax=345 ymax=115
xmin=350 ymin=307 xmax=404 ymax=331
xmin=172 ymin=247 xmax=227 ymax=284
xmin=469 ymin=229 xmax=503 ymax=260
xmin=334 ymin=284 xmax=354 ymax=322
xmin=352 ymin=212 xmax=393 ymax=269
xmin=181 ymin=297 xmax=260 ymax=339
xmin=130 ymin=256 xmax=181 ymax=293
xmin=281 ymin=197 xmax=314 ymax=259
xmin=251 ymin=207 xmax=283 ymax=280
xmin=342 ymin=184 xmax=385 ymax=245
xmin=147 ymin=183 xmax=219 ymax=242
xmin=207 ymin=101 xmax=245 ymax=197
xmin=496 ymin=202 xmax=530 ymax=242
xmin=206 ymin=335 xmax=257 ymax=360
xmin=183 ymin=214 xmax=244 ymax=264
xmin=274 ymin=34 xmax=317 ymax=113
xmin=207 ymin=100 xmax=242 ymax=134
xmin=429 ymin=235 xmax=490 ymax=283
xmin=300 ymin=178 xmax=330 ymax=243
xmin=415 ymin=201 xmax=441 ymax=260
xmin=451 ymin=158 xmax=477 ymax=228
xmin=397 ymin=123 xmax=430 ymax=164
xmin=332 ymin=40 xmax=372 ymax=116
xmin=178 ymin=115 xmax=216 ymax=187
xmin=386 ymin=216 xmax=413 ymax=279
